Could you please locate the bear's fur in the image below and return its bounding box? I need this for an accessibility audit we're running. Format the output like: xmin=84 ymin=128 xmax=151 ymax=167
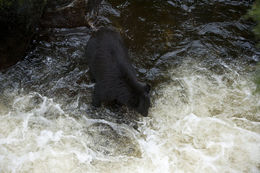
xmin=85 ymin=27 xmax=150 ymax=116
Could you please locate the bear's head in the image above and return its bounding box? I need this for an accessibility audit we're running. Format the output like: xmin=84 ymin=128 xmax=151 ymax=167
xmin=134 ymin=83 xmax=151 ymax=117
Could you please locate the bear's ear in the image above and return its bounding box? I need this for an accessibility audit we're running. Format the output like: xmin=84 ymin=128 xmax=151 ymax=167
xmin=145 ymin=84 xmax=151 ymax=93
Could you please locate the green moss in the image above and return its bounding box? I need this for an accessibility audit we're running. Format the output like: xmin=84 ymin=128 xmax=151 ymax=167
xmin=255 ymin=64 xmax=260 ymax=93
xmin=0 ymin=0 xmax=13 ymax=9
xmin=247 ymin=1 xmax=260 ymax=93
xmin=247 ymin=1 xmax=260 ymax=42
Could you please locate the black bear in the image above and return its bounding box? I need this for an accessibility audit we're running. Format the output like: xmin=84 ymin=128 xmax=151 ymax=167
xmin=85 ymin=27 xmax=150 ymax=116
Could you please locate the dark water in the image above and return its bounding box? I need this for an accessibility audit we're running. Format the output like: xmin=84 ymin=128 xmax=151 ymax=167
xmin=0 ymin=1 xmax=259 ymax=172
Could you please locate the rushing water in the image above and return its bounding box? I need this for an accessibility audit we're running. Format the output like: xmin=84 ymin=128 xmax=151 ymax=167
xmin=0 ymin=0 xmax=260 ymax=172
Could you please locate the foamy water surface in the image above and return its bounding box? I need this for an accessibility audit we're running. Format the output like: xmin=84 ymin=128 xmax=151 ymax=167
xmin=0 ymin=59 xmax=259 ymax=172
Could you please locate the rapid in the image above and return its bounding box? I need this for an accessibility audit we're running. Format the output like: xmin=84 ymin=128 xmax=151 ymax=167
xmin=0 ymin=0 xmax=259 ymax=172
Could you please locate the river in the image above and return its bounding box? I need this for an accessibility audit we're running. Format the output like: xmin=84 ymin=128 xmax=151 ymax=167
xmin=0 ymin=0 xmax=259 ymax=172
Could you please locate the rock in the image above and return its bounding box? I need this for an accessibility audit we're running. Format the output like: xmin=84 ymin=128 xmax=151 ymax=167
xmin=0 ymin=0 xmax=47 ymax=70
xmin=40 ymin=0 xmax=90 ymax=28
xmin=86 ymin=123 xmax=141 ymax=157
xmin=0 ymin=0 xmax=100 ymax=70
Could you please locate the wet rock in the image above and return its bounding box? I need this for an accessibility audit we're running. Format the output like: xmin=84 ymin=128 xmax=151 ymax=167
xmin=86 ymin=0 xmax=103 ymax=15
xmin=0 ymin=0 xmax=47 ymax=70
xmin=86 ymin=123 xmax=141 ymax=157
xmin=40 ymin=0 xmax=90 ymax=28
xmin=0 ymin=0 xmax=98 ymax=70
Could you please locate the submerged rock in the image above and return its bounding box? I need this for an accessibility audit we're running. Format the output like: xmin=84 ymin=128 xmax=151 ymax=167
xmin=86 ymin=123 xmax=141 ymax=158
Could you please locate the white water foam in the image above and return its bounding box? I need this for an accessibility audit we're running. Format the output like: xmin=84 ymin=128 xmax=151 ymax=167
xmin=0 ymin=61 xmax=259 ymax=173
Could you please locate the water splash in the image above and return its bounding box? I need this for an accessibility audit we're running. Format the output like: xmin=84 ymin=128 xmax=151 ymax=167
xmin=0 ymin=60 xmax=259 ymax=172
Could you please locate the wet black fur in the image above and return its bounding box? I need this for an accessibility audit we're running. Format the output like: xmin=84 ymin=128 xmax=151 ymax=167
xmin=85 ymin=27 xmax=150 ymax=116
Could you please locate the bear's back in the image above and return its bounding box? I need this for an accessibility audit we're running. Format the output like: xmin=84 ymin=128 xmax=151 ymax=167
xmin=85 ymin=27 xmax=135 ymax=83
